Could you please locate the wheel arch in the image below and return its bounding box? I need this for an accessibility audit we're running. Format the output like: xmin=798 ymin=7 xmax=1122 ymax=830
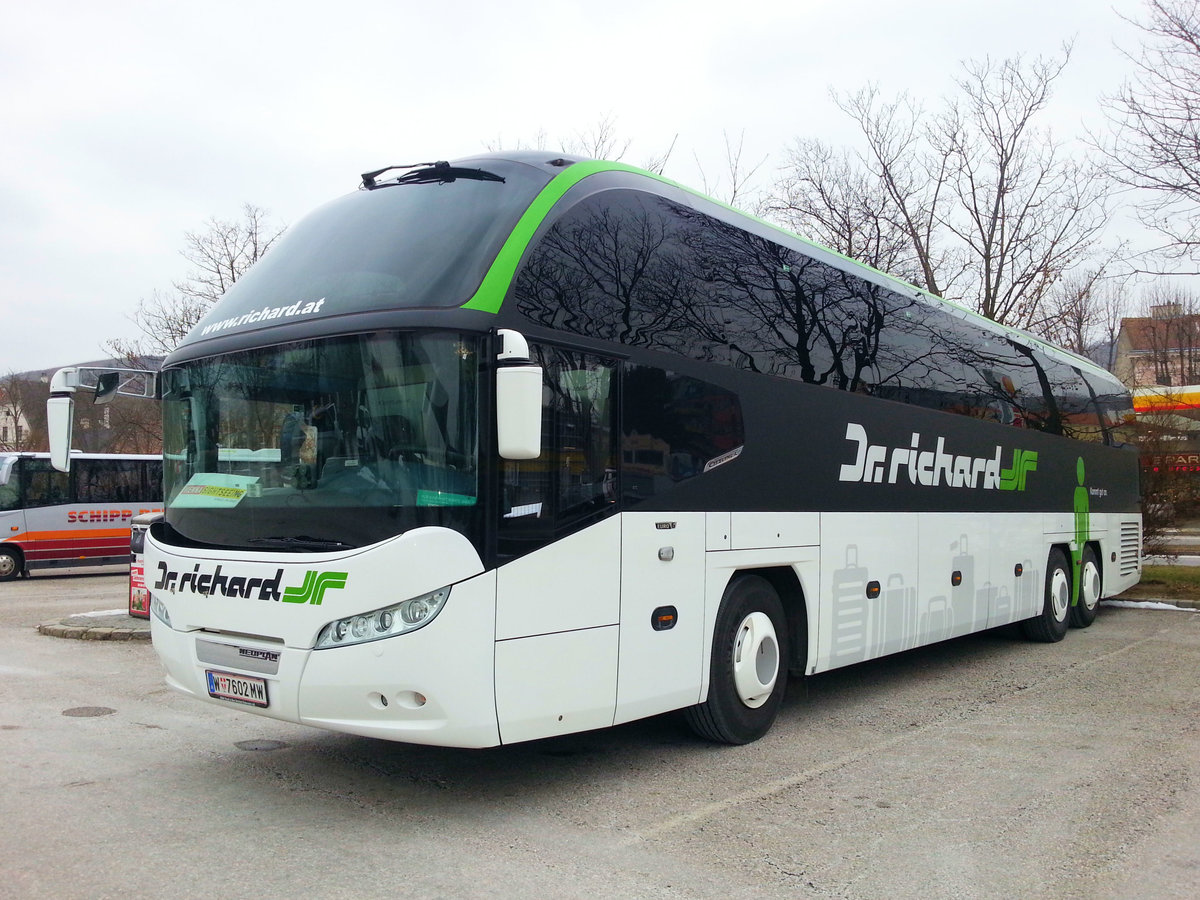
xmin=725 ymin=565 xmax=809 ymax=677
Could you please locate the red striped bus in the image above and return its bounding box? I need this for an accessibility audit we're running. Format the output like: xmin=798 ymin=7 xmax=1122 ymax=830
xmin=0 ymin=452 xmax=162 ymax=580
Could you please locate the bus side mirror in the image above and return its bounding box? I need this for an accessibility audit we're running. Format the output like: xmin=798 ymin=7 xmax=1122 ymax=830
xmin=47 ymin=396 xmax=75 ymax=473
xmin=496 ymin=329 xmax=542 ymax=460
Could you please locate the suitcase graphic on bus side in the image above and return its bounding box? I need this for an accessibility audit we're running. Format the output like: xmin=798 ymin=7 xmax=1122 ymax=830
xmin=953 ymin=534 xmax=982 ymax=634
xmin=1014 ymin=557 xmax=1037 ymax=619
xmin=990 ymin=584 xmax=1011 ymax=626
xmin=920 ymin=593 xmax=955 ymax=644
xmin=874 ymin=572 xmax=917 ymax=656
xmin=828 ymin=545 xmax=872 ymax=667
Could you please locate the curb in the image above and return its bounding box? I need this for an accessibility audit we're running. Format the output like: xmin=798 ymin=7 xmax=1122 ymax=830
xmin=38 ymin=614 xmax=152 ymax=641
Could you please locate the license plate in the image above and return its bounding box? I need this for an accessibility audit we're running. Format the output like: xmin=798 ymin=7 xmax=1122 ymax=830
xmin=205 ymin=669 xmax=269 ymax=708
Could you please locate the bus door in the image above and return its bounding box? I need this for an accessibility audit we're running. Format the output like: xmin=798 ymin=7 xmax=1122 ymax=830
xmin=493 ymin=351 xmax=621 ymax=744
xmin=613 ymin=512 xmax=707 ymax=726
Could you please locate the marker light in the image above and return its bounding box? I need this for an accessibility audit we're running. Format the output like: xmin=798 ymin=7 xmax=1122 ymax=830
xmin=314 ymin=587 xmax=451 ymax=649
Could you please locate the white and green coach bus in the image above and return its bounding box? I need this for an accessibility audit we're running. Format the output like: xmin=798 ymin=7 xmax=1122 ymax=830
xmin=48 ymin=154 xmax=1142 ymax=746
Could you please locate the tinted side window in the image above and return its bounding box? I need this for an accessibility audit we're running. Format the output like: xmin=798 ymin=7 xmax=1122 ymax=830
xmin=622 ymin=366 xmax=743 ymax=504
xmin=513 ymin=190 xmax=721 ymax=360
xmin=21 ymin=459 xmax=71 ymax=508
xmin=76 ymin=460 xmax=147 ymax=503
xmin=498 ymin=347 xmax=618 ymax=557
xmin=513 ymin=187 xmax=1125 ymax=444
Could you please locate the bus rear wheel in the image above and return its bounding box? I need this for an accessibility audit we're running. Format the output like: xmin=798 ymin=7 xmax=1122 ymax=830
xmin=0 ymin=547 xmax=22 ymax=582
xmin=1070 ymin=546 xmax=1102 ymax=629
xmin=685 ymin=574 xmax=788 ymax=744
xmin=1022 ymin=548 xmax=1071 ymax=643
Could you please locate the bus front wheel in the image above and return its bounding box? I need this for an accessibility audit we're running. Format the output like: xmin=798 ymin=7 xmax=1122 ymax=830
xmin=1070 ymin=546 xmax=1102 ymax=629
xmin=0 ymin=547 xmax=22 ymax=582
xmin=685 ymin=574 xmax=788 ymax=744
xmin=1022 ymin=548 xmax=1071 ymax=643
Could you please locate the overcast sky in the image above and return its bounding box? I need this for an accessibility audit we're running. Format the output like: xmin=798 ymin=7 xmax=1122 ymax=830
xmin=0 ymin=0 xmax=1159 ymax=375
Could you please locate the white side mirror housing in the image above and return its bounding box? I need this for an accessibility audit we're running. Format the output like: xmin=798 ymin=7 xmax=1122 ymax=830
xmin=495 ymin=330 xmax=542 ymax=460
xmin=47 ymin=396 xmax=75 ymax=473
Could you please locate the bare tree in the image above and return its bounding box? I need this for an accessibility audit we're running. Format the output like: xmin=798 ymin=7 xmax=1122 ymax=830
xmin=694 ymin=130 xmax=767 ymax=208
xmin=1031 ymin=253 xmax=1130 ymax=367
xmin=1101 ymin=0 xmax=1200 ymax=272
xmin=108 ymin=204 xmax=285 ymax=361
xmin=769 ymin=137 xmax=921 ymax=280
xmin=833 ymin=86 xmax=963 ymax=299
xmin=0 ymin=372 xmax=45 ymax=452
xmin=940 ymin=51 xmax=1110 ymax=327
xmin=772 ymin=48 xmax=1111 ymax=330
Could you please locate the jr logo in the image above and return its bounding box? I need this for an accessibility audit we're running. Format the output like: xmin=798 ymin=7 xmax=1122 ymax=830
xmin=282 ymin=570 xmax=349 ymax=606
xmin=999 ymin=448 xmax=1039 ymax=492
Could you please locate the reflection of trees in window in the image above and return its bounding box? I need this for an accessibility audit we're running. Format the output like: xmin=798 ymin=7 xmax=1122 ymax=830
xmin=682 ymin=213 xmax=887 ymax=392
xmin=513 ymin=187 xmax=1115 ymax=443
xmin=514 ymin=193 xmax=722 ymax=361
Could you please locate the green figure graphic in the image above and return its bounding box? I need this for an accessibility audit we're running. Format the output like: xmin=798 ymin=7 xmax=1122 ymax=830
xmin=1073 ymin=457 xmax=1090 ymax=604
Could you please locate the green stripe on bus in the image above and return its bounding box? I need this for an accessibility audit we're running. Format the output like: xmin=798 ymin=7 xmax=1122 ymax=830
xmin=461 ymin=160 xmax=639 ymax=313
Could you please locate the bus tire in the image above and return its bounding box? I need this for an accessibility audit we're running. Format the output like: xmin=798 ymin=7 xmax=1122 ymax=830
xmin=0 ymin=547 xmax=21 ymax=582
xmin=1070 ymin=546 xmax=1102 ymax=629
xmin=685 ymin=574 xmax=788 ymax=744
xmin=1022 ymin=548 xmax=1071 ymax=643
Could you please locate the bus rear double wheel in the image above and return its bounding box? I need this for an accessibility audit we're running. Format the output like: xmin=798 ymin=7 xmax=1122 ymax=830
xmin=686 ymin=574 xmax=789 ymax=744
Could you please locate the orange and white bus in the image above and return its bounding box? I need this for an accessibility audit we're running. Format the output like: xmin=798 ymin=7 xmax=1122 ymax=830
xmin=0 ymin=452 xmax=162 ymax=581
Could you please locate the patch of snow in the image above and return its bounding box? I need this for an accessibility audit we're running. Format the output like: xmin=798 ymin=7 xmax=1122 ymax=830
xmin=1101 ymin=600 xmax=1196 ymax=612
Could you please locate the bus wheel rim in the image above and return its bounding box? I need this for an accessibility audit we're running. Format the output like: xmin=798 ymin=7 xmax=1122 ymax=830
xmin=1051 ymin=567 xmax=1070 ymax=621
xmin=1082 ymin=561 xmax=1101 ymax=612
xmin=732 ymin=611 xmax=779 ymax=709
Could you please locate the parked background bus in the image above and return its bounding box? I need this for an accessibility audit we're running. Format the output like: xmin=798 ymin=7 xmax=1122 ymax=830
xmin=0 ymin=452 xmax=162 ymax=581
xmin=47 ymin=153 xmax=1141 ymax=746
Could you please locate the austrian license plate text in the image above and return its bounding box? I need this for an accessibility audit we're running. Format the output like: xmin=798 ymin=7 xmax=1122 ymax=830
xmin=205 ymin=670 xmax=269 ymax=707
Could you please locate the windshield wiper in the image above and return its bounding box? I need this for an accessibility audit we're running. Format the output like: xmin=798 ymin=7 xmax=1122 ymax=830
xmin=361 ymin=160 xmax=505 ymax=189
xmin=247 ymin=536 xmax=355 ymax=552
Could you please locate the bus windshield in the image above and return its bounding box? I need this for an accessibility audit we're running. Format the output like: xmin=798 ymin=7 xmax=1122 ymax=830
xmin=184 ymin=159 xmax=551 ymax=345
xmin=160 ymin=330 xmax=482 ymax=552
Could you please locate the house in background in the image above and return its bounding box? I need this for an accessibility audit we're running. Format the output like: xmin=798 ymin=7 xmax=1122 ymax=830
xmin=1114 ymin=303 xmax=1200 ymax=388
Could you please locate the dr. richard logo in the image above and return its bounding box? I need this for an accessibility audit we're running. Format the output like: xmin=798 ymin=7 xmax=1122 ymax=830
xmin=838 ymin=423 xmax=1037 ymax=492
xmin=152 ymin=562 xmax=348 ymax=605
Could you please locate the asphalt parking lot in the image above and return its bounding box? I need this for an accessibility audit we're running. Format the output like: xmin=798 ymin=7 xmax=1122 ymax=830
xmin=2 ymin=567 xmax=1198 ymax=900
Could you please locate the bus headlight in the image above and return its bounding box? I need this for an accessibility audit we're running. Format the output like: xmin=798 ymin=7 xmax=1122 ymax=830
xmin=150 ymin=595 xmax=172 ymax=628
xmin=314 ymin=586 xmax=451 ymax=649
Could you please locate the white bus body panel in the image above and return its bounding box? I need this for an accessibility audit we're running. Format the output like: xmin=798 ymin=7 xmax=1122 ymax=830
xmin=918 ymin=514 xmax=990 ymax=642
xmin=493 ymin=515 xmax=622 ymax=742
xmin=495 ymin=515 xmax=620 ymax=639
xmin=614 ymin=512 xmax=707 ymax=726
xmin=148 ymin=507 xmax=1143 ymax=747
xmin=147 ymin=526 xmax=500 ymax=746
xmin=299 ymin=571 xmax=499 ymax=747
xmin=495 ymin=625 xmax=618 ymax=743
xmin=816 ymin=512 xmax=918 ymax=672
xmin=988 ymin=515 xmax=1042 ymax=628
xmin=730 ymin=511 xmax=820 ymax=550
